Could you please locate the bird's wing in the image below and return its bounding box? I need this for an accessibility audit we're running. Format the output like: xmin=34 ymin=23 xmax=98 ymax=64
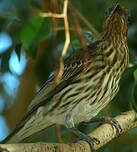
xmin=2 ymin=40 xmax=99 ymax=143
xmin=27 ymin=41 xmax=100 ymax=112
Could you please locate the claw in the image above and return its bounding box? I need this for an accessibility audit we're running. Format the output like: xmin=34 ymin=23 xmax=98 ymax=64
xmin=92 ymin=137 xmax=100 ymax=145
xmin=65 ymin=114 xmax=100 ymax=151
xmin=82 ymin=117 xmax=122 ymax=136
xmin=73 ymin=136 xmax=96 ymax=152
xmin=108 ymin=118 xmax=122 ymax=135
xmin=70 ymin=127 xmax=100 ymax=152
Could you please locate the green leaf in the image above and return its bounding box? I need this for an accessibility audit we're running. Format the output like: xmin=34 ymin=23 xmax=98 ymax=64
xmin=20 ymin=15 xmax=51 ymax=58
xmin=134 ymin=69 xmax=137 ymax=81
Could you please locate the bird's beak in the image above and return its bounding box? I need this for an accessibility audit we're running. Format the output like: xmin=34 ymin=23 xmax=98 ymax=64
xmin=111 ymin=4 xmax=120 ymax=15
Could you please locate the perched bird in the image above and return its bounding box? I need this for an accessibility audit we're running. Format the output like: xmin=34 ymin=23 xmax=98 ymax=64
xmin=2 ymin=4 xmax=130 ymax=151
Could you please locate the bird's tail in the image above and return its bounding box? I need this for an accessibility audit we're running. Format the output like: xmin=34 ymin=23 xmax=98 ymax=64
xmin=1 ymin=115 xmax=55 ymax=144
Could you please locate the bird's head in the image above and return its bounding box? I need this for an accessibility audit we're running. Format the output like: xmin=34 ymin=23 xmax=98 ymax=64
xmin=103 ymin=5 xmax=130 ymax=38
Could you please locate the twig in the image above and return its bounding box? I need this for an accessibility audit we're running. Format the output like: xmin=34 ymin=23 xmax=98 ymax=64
xmin=75 ymin=9 xmax=100 ymax=38
xmin=40 ymin=0 xmax=70 ymax=84
xmin=40 ymin=12 xmax=65 ymax=18
xmin=56 ymin=0 xmax=70 ymax=84
xmin=0 ymin=110 xmax=136 ymax=152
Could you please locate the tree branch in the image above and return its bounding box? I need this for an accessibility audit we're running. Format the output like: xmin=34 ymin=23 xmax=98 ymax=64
xmin=0 ymin=110 xmax=136 ymax=152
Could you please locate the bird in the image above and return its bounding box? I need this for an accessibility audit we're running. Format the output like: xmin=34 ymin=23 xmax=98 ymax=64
xmin=2 ymin=4 xmax=130 ymax=151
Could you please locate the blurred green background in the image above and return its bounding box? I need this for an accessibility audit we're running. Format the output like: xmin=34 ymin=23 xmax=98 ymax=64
xmin=0 ymin=0 xmax=137 ymax=151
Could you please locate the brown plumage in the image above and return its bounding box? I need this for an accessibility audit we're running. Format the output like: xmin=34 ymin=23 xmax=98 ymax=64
xmin=2 ymin=5 xmax=130 ymax=144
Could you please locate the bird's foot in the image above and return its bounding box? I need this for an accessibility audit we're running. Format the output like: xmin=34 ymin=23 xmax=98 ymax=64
xmin=103 ymin=117 xmax=122 ymax=135
xmin=70 ymin=127 xmax=100 ymax=152
xmin=65 ymin=113 xmax=100 ymax=151
xmin=83 ymin=117 xmax=122 ymax=136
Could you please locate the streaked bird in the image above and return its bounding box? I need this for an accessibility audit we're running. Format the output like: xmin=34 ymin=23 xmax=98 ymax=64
xmin=2 ymin=4 xmax=130 ymax=151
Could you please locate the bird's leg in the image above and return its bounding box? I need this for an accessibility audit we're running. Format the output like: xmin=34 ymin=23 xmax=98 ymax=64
xmin=83 ymin=117 xmax=122 ymax=135
xmin=65 ymin=114 xmax=100 ymax=152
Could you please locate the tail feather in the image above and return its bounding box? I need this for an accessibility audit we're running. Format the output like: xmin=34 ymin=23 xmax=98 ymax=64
xmin=2 ymin=115 xmax=54 ymax=144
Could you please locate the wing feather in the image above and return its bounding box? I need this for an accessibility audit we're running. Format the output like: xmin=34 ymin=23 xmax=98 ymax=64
xmin=2 ymin=40 xmax=100 ymax=143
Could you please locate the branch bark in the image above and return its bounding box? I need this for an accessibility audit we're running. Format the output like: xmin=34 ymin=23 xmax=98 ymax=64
xmin=0 ymin=110 xmax=136 ymax=152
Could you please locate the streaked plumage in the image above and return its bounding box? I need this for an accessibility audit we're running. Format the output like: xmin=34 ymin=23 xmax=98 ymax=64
xmin=2 ymin=5 xmax=130 ymax=143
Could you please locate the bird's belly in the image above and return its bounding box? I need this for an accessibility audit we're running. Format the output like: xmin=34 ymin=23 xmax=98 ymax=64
xmin=70 ymin=86 xmax=119 ymax=125
xmin=68 ymin=74 xmax=120 ymax=125
xmin=50 ymin=71 xmax=120 ymax=126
